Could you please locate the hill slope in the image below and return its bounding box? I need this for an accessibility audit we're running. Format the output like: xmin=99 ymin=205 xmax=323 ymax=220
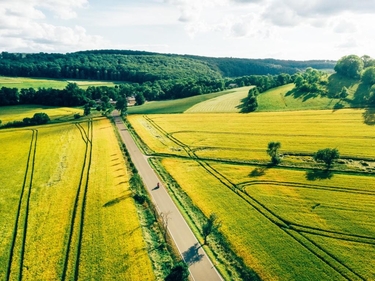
xmin=0 ymin=50 xmax=335 ymax=83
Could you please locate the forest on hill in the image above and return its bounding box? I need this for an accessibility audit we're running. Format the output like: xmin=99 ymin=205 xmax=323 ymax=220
xmin=0 ymin=50 xmax=335 ymax=82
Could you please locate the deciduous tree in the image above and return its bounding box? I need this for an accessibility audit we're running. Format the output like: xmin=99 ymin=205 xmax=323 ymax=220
xmin=313 ymin=148 xmax=340 ymax=169
xmin=334 ymin=55 xmax=364 ymax=79
xmin=361 ymin=66 xmax=375 ymax=85
xmin=202 ymin=213 xmax=220 ymax=245
xmin=267 ymin=141 xmax=281 ymax=165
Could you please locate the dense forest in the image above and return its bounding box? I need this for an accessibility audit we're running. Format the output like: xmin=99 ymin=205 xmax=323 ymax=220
xmin=0 ymin=50 xmax=335 ymax=82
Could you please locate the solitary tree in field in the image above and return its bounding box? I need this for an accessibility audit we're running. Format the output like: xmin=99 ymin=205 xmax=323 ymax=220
xmin=202 ymin=213 xmax=220 ymax=245
xmin=313 ymin=148 xmax=340 ymax=169
xmin=267 ymin=141 xmax=281 ymax=165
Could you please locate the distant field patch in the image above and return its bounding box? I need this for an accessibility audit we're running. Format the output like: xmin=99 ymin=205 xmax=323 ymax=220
xmin=185 ymin=86 xmax=251 ymax=113
xmin=127 ymin=88 xmax=242 ymax=114
xmin=0 ymin=76 xmax=117 ymax=89
xmin=0 ymin=105 xmax=84 ymax=124
xmin=257 ymin=83 xmax=345 ymax=111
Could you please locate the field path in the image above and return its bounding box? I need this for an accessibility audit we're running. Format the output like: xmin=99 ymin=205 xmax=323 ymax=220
xmin=113 ymin=111 xmax=223 ymax=281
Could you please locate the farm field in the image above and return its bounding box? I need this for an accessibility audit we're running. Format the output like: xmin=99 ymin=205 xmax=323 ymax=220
xmin=128 ymin=109 xmax=375 ymax=162
xmin=127 ymin=87 xmax=250 ymax=114
xmin=0 ymin=118 xmax=154 ymax=280
xmin=185 ymin=86 xmax=251 ymax=113
xmin=0 ymin=76 xmax=117 ymax=89
xmin=127 ymin=108 xmax=375 ymax=280
xmin=161 ymin=158 xmax=375 ymax=281
xmin=0 ymin=105 xmax=86 ymax=124
xmin=256 ymin=83 xmax=346 ymax=111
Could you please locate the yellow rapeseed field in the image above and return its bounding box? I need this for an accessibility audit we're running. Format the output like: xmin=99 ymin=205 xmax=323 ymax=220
xmin=161 ymin=158 xmax=375 ymax=281
xmin=128 ymin=109 xmax=375 ymax=160
xmin=0 ymin=118 xmax=154 ymax=280
xmin=128 ymin=109 xmax=375 ymax=281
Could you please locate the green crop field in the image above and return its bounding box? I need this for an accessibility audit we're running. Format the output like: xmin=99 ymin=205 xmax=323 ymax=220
xmin=0 ymin=76 xmax=117 ymax=89
xmin=127 ymin=87 xmax=249 ymax=114
xmin=185 ymin=86 xmax=252 ymax=113
xmin=0 ymin=118 xmax=154 ymax=280
xmin=127 ymin=108 xmax=375 ymax=280
xmin=256 ymin=83 xmax=346 ymax=111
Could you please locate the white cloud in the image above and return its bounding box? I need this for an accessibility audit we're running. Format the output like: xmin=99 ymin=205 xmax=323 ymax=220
xmin=37 ymin=0 xmax=89 ymax=19
xmin=0 ymin=0 xmax=106 ymax=52
xmin=333 ymin=20 xmax=357 ymax=34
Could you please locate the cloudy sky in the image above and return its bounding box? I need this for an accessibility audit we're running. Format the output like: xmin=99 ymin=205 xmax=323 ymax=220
xmin=0 ymin=0 xmax=374 ymax=60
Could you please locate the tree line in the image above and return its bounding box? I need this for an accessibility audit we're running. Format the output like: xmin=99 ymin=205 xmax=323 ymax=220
xmin=0 ymin=50 xmax=336 ymax=83
xmin=0 ymin=73 xmax=294 ymax=108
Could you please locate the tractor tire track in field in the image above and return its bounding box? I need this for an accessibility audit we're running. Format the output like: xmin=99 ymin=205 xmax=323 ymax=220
xmin=143 ymin=116 xmax=367 ymax=281
xmin=6 ymin=129 xmax=38 ymax=281
xmin=170 ymin=130 xmax=375 ymax=141
xmin=239 ymin=180 xmax=375 ymax=196
xmin=61 ymin=120 xmax=93 ymax=281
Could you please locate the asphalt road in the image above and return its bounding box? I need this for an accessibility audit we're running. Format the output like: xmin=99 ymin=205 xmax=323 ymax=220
xmin=113 ymin=112 xmax=223 ymax=281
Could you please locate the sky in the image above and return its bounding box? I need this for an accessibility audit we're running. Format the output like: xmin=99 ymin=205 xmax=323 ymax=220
xmin=0 ymin=0 xmax=375 ymax=60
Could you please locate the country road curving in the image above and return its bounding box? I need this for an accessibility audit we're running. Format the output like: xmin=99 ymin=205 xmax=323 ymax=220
xmin=112 ymin=111 xmax=223 ymax=281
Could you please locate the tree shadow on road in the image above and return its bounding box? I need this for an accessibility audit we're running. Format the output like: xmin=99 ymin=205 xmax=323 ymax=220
xmin=182 ymin=243 xmax=204 ymax=265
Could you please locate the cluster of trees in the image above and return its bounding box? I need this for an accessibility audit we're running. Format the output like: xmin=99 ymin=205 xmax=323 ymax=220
xmin=334 ymin=55 xmax=375 ymax=80
xmin=240 ymin=87 xmax=259 ymax=113
xmin=334 ymin=54 xmax=375 ymax=104
xmin=0 ymin=78 xmax=227 ymax=108
xmin=266 ymin=141 xmax=340 ymax=170
xmin=1 ymin=112 xmax=50 ymax=128
xmin=229 ymin=73 xmax=293 ymax=92
xmin=293 ymin=67 xmax=328 ymax=95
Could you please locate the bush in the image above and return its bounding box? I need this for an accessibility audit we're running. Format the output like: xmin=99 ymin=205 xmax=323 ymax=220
xmin=165 ymin=262 xmax=189 ymax=281
xmin=74 ymin=113 xmax=81 ymax=119
xmin=133 ymin=193 xmax=146 ymax=204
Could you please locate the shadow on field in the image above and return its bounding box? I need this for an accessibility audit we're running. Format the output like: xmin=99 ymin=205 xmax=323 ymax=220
xmin=363 ymin=107 xmax=375 ymax=125
xmin=305 ymin=170 xmax=333 ymax=181
xmin=103 ymin=193 xmax=131 ymax=207
xmin=249 ymin=167 xmax=268 ymax=177
xmin=182 ymin=243 xmax=204 ymax=265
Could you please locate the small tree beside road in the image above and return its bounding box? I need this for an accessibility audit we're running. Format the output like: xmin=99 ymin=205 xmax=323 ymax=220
xmin=202 ymin=213 xmax=221 ymax=245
